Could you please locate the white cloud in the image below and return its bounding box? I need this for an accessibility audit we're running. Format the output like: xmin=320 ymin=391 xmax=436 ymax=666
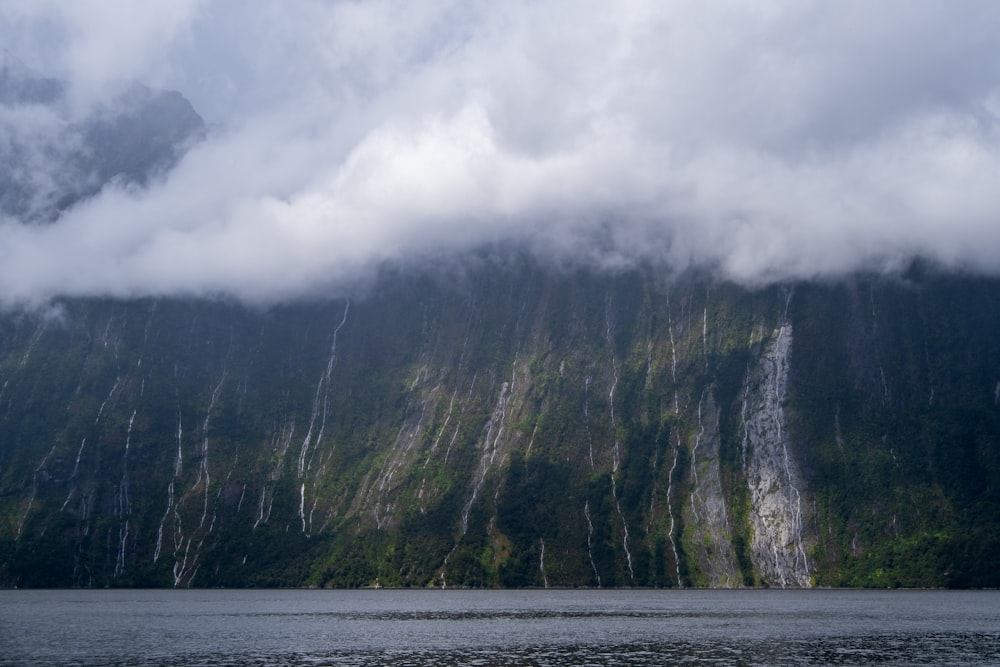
xmin=1 ymin=0 xmax=205 ymax=105
xmin=2 ymin=0 xmax=1000 ymax=306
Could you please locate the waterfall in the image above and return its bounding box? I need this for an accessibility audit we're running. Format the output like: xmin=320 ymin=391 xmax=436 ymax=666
xmin=461 ymin=362 xmax=516 ymax=534
xmin=605 ymin=294 xmax=634 ymax=583
xmin=683 ymin=390 xmax=740 ymax=586
xmin=17 ymin=444 xmax=57 ymax=539
xmin=666 ymin=437 xmax=682 ymax=587
xmin=299 ymin=299 xmax=350 ymax=478
xmin=742 ymin=324 xmax=812 ymax=587
xmin=584 ymin=501 xmax=601 ymax=587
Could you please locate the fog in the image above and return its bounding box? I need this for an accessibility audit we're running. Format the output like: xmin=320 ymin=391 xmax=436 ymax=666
xmin=2 ymin=0 xmax=1000 ymax=305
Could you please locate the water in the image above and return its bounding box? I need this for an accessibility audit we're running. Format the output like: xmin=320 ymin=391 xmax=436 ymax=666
xmin=1 ymin=589 xmax=997 ymax=666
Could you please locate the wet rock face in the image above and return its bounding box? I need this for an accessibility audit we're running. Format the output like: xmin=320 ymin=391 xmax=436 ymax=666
xmin=0 ymin=216 xmax=999 ymax=586
xmin=742 ymin=324 xmax=812 ymax=587
xmin=683 ymin=390 xmax=741 ymax=587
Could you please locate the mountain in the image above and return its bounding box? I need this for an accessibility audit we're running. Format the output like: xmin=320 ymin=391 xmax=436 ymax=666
xmin=0 ymin=52 xmax=204 ymax=223
xmin=0 ymin=64 xmax=998 ymax=589
xmin=1 ymin=260 xmax=998 ymax=588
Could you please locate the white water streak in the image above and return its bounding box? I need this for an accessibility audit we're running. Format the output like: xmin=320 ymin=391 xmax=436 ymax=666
xmin=296 ymin=301 xmax=350 ymax=533
xmin=16 ymin=444 xmax=57 ymax=539
xmin=95 ymin=377 xmax=121 ymax=424
xmin=18 ymin=319 xmax=47 ymax=368
xmin=609 ymin=368 xmax=620 ymax=473
xmin=539 ymin=539 xmax=549 ymax=588
xmin=584 ymin=375 xmax=594 ymax=469
xmin=702 ymin=305 xmax=708 ymax=366
xmin=743 ymin=324 xmax=811 ymax=587
xmin=299 ymin=299 xmax=351 ymax=478
xmin=120 ymin=410 xmax=137 ymax=515
xmin=461 ymin=362 xmax=515 ymax=534
xmin=255 ymin=420 xmax=295 ymax=529
xmin=299 ymin=483 xmax=307 ymax=533
xmin=667 ymin=436 xmax=683 ymax=588
xmin=605 ymin=294 xmax=633 ymax=583
xmin=112 ymin=410 xmax=137 ymax=578
xmin=426 ymin=387 xmax=459 ymax=461
xmin=60 ymin=437 xmax=87 ymax=511
xmin=611 ymin=474 xmax=635 ymax=584
xmin=254 ymin=486 xmax=268 ymax=530
xmin=605 ymin=297 xmax=621 ymax=473
xmin=114 ymin=522 xmax=129 ymax=579
xmin=175 ymin=407 xmax=183 ymax=476
xmin=689 ymin=392 xmax=706 ymax=515
xmin=153 ymin=480 xmax=173 ymax=564
xmin=197 ymin=372 xmax=226 ymax=530
xmin=584 ymin=501 xmax=601 ymax=588
xmin=668 ymin=315 xmax=677 ymax=383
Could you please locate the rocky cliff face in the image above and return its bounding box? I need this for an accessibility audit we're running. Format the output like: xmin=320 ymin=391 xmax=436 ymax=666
xmin=742 ymin=323 xmax=811 ymax=588
xmin=1 ymin=262 xmax=997 ymax=588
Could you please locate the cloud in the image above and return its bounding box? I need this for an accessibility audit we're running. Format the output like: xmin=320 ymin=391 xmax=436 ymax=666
xmin=2 ymin=0 xmax=1000 ymax=306
xmin=0 ymin=0 xmax=205 ymax=107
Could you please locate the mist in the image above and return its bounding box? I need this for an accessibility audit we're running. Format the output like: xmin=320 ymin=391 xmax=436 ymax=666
xmin=3 ymin=0 xmax=1000 ymax=306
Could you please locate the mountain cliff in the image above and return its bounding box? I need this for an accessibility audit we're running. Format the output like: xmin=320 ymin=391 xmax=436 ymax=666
xmin=1 ymin=61 xmax=997 ymax=589
xmin=1 ymin=260 xmax=998 ymax=588
xmin=0 ymin=51 xmax=204 ymax=223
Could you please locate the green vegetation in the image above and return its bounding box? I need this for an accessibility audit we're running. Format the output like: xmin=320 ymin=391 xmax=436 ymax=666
xmin=0 ymin=261 xmax=998 ymax=588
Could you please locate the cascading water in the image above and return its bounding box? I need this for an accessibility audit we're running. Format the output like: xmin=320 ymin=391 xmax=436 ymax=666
xmin=742 ymin=324 xmax=812 ymax=587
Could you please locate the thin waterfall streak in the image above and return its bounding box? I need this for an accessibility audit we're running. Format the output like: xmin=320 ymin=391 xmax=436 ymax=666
xmin=153 ymin=480 xmax=175 ymax=563
xmin=120 ymin=409 xmax=137 ymax=519
xmin=539 ymin=538 xmax=549 ymax=588
xmin=17 ymin=444 xmax=57 ymax=539
xmin=175 ymin=407 xmax=183 ymax=476
xmin=702 ymin=305 xmax=708 ymax=366
xmin=668 ymin=319 xmax=677 ymax=383
xmin=461 ymin=360 xmax=515 ymax=534
xmin=691 ymin=392 xmax=705 ymax=484
xmin=236 ymin=483 xmax=246 ymax=514
xmin=198 ymin=372 xmax=226 ymax=530
xmin=95 ymin=377 xmax=121 ymax=424
xmin=584 ymin=501 xmax=601 ymax=588
xmin=609 ymin=368 xmax=620 ymax=472
xmin=611 ymin=475 xmax=635 ymax=584
xmin=254 ymin=486 xmax=268 ymax=530
xmin=300 ymin=483 xmax=307 ymax=534
xmin=299 ymin=299 xmax=350 ymax=479
xmin=60 ymin=438 xmax=87 ymax=511
xmin=667 ymin=436 xmax=683 ymax=588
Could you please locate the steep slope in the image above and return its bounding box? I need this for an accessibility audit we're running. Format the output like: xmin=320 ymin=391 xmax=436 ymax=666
xmin=793 ymin=274 xmax=1000 ymax=587
xmin=1 ymin=259 xmax=997 ymax=588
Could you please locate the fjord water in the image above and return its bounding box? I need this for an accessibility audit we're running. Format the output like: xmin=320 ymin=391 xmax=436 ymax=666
xmin=1 ymin=589 xmax=997 ymax=666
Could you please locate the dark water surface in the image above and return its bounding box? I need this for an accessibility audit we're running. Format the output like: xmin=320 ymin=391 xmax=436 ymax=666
xmin=1 ymin=588 xmax=997 ymax=666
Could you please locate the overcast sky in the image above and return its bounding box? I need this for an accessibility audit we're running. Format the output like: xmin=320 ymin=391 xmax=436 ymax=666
xmin=2 ymin=0 xmax=1000 ymax=306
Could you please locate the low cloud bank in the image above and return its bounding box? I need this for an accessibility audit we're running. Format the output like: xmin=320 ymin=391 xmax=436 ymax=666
xmin=3 ymin=0 xmax=1000 ymax=306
